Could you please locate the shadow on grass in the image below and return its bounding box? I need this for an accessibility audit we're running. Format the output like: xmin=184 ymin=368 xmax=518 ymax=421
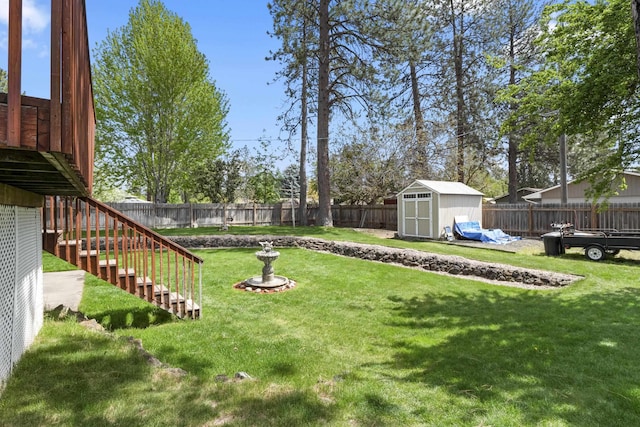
xmin=88 ymin=306 xmax=175 ymax=330
xmin=218 ymin=389 xmax=337 ymax=426
xmin=382 ymin=288 xmax=640 ymax=425
xmin=0 ymin=323 xmax=158 ymax=425
xmin=0 ymin=320 xmax=237 ymax=426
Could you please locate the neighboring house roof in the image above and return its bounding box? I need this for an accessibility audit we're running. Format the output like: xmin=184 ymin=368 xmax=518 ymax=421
xmin=121 ymin=196 xmax=152 ymax=203
xmin=523 ymin=171 xmax=640 ymax=203
xmin=490 ymin=187 xmax=541 ymax=204
xmin=399 ymin=180 xmax=484 ymax=196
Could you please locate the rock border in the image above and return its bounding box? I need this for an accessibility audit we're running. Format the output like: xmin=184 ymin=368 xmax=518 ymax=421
xmin=169 ymin=235 xmax=581 ymax=289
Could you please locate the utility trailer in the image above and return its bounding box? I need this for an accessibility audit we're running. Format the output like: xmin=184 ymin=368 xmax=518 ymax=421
xmin=545 ymin=224 xmax=640 ymax=261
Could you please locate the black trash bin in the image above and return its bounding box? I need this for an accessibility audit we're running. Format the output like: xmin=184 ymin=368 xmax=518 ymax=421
xmin=542 ymin=232 xmax=564 ymax=256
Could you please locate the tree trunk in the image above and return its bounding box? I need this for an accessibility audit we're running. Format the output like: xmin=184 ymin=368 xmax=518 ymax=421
xmin=633 ymin=0 xmax=640 ymax=78
xmin=316 ymin=0 xmax=333 ymax=226
xmin=410 ymin=61 xmax=428 ymax=178
xmin=453 ymin=16 xmax=466 ymax=183
xmin=298 ymin=18 xmax=309 ymax=226
xmin=454 ymin=40 xmax=466 ymax=182
xmin=508 ymin=24 xmax=518 ymax=203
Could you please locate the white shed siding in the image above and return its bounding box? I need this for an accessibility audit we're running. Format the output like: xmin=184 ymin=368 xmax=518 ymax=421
xmin=439 ymin=194 xmax=483 ymax=230
xmin=0 ymin=205 xmax=43 ymax=385
xmin=397 ymin=180 xmax=483 ymax=238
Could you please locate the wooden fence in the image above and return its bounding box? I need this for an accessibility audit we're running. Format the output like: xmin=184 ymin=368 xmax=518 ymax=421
xmin=483 ymin=203 xmax=640 ymax=237
xmin=106 ymin=202 xmax=399 ymax=230
xmin=106 ymin=202 xmax=640 ymax=237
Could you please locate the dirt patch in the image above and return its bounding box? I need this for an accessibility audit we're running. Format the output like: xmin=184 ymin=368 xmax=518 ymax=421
xmin=352 ymin=228 xmax=543 ymax=254
xmin=351 ymin=228 xmax=397 ymax=239
xmin=448 ymin=237 xmax=544 ymax=254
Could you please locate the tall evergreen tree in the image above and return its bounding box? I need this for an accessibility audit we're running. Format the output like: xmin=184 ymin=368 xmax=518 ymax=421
xmin=268 ymin=0 xmax=317 ymax=225
xmin=270 ymin=0 xmax=392 ymax=226
xmin=488 ymin=0 xmax=545 ymax=202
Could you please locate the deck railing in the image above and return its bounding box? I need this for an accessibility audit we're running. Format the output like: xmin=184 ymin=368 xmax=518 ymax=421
xmin=43 ymin=196 xmax=203 ymax=318
xmin=3 ymin=0 xmax=94 ymax=195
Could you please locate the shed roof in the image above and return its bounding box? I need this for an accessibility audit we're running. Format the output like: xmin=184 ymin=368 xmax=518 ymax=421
xmin=401 ymin=180 xmax=484 ymax=196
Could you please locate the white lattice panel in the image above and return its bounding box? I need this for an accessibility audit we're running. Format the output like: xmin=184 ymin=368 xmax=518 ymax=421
xmin=0 ymin=205 xmax=43 ymax=385
xmin=0 ymin=205 xmax=17 ymax=383
xmin=12 ymin=207 xmax=43 ymax=364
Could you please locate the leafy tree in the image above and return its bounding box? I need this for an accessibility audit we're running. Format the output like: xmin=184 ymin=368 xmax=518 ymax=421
xmin=503 ymin=0 xmax=639 ymax=199
xmin=634 ymin=0 xmax=640 ymax=76
xmin=488 ymin=0 xmax=546 ymax=202
xmin=92 ymin=0 xmax=229 ymax=203
xmin=248 ymin=171 xmax=282 ymax=203
xmin=195 ymin=150 xmax=244 ymax=203
xmin=0 ymin=68 xmax=7 ymax=92
xmin=331 ymin=116 xmax=408 ymax=205
xmin=246 ymin=139 xmax=283 ymax=203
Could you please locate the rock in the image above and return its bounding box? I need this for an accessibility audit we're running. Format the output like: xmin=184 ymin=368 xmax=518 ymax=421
xmin=215 ymin=374 xmax=229 ymax=382
xmin=159 ymin=367 xmax=187 ymax=378
xmin=79 ymin=318 xmax=105 ymax=332
xmin=235 ymin=371 xmax=252 ymax=380
xmin=168 ymin=235 xmax=581 ymax=288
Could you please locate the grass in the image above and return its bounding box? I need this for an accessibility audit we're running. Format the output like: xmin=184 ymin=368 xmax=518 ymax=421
xmin=3 ymin=228 xmax=640 ymax=425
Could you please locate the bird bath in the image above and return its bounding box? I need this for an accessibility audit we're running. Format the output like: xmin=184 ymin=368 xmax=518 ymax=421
xmin=236 ymin=241 xmax=293 ymax=292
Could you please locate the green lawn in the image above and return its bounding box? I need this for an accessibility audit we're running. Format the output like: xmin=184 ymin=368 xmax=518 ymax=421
xmin=2 ymin=229 xmax=640 ymax=425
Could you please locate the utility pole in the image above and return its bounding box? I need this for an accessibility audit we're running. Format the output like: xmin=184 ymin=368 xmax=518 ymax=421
xmin=559 ymin=133 xmax=568 ymax=204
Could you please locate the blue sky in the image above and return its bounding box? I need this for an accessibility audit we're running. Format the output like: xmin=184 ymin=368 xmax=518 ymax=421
xmin=0 ymin=0 xmax=292 ymax=162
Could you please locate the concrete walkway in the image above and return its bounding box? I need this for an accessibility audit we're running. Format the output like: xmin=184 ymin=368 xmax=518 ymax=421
xmin=43 ymin=270 xmax=85 ymax=311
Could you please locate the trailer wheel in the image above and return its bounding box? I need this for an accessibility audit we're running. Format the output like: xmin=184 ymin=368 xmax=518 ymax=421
xmin=585 ymin=245 xmax=605 ymax=261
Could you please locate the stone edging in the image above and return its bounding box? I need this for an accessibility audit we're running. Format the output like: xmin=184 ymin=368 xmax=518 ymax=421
xmin=169 ymin=235 xmax=580 ymax=288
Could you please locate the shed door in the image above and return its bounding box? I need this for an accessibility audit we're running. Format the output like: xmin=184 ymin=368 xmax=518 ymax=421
xmin=403 ymin=192 xmax=432 ymax=237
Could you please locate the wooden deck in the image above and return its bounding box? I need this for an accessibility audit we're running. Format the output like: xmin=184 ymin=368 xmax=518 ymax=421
xmin=0 ymin=93 xmax=90 ymax=196
xmin=0 ymin=0 xmax=94 ymax=197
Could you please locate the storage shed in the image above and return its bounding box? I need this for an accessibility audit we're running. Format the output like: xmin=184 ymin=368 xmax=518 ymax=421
xmin=397 ymin=180 xmax=483 ymax=239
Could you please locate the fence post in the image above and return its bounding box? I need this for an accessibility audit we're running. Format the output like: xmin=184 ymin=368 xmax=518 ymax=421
xmin=591 ymin=203 xmax=598 ymax=229
xmin=253 ymin=203 xmax=257 ymax=226
xmin=528 ymin=204 xmax=533 ymax=237
xmin=223 ymin=203 xmax=227 ymax=228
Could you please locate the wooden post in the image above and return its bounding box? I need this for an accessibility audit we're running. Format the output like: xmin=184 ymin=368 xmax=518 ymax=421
xmin=223 ymin=203 xmax=227 ymax=228
xmin=50 ymin=0 xmax=62 ymax=152
xmin=591 ymin=203 xmax=599 ymax=229
xmin=528 ymin=204 xmax=533 ymax=237
xmin=253 ymin=203 xmax=257 ymax=226
xmin=7 ymin=0 xmax=22 ymax=148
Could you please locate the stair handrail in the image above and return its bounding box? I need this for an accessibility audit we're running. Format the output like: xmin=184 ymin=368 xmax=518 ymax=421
xmin=81 ymin=196 xmax=203 ymax=264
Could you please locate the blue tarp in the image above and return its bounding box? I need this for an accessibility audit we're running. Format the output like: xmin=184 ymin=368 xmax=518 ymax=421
xmin=454 ymin=221 xmax=521 ymax=244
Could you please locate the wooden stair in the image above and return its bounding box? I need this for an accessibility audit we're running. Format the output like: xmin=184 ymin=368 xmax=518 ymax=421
xmin=42 ymin=196 xmax=203 ymax=319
